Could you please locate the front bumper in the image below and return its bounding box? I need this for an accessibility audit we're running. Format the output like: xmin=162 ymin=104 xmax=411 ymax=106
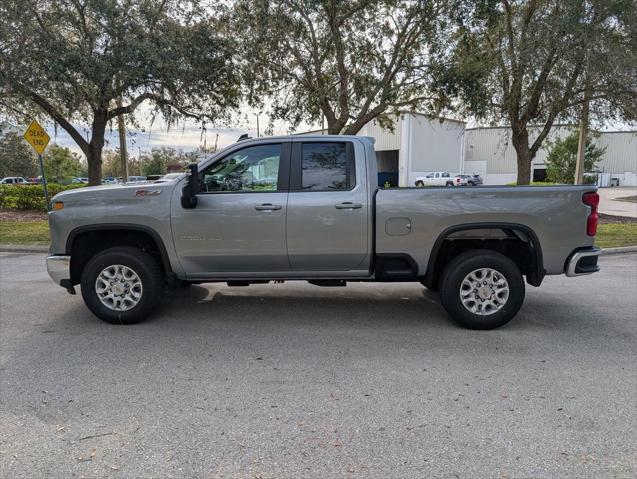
xmin=565 ymin=247 xmax=601 ymax=277
xmin=46 ymin=255 xmax=71 ymax=285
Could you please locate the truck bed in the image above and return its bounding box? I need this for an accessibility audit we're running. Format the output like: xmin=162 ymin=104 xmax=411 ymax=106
xmin=375 ymin=185 xmax=596 ymax=275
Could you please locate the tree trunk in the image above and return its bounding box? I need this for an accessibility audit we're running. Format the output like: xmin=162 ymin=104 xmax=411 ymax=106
xmin=511 ymin=127 xmax=532 ymax=185
xmin=574 ymin=81 xmax=591 ymax=184
xmin=116 ymin=98 xmax=129 ymax=182
xmin=87 ymin=109 xmax=108 ymax=186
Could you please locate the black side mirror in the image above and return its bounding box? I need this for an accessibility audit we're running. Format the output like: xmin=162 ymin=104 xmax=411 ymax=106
xmin=181 ymin=163 xmax=200 ymax=209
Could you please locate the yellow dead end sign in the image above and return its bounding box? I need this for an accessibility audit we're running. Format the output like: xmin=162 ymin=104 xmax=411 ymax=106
xmin=23 ymin=120 xmax=52 ymax=210
xmin=23 ymin=120 xmax=50 ymax=155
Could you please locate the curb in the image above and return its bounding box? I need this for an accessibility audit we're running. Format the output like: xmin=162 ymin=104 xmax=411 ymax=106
xmin=599 ymin=246 xmax=637 ymax=255
xmin=2 ymin=244 xmax=637 ymax=256
xmin=0 ymin=245 xmax=49 ymax=253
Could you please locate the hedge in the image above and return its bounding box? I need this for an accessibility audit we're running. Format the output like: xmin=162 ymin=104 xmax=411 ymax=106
xmin=0 ymin=184 xmax=85 ymax=212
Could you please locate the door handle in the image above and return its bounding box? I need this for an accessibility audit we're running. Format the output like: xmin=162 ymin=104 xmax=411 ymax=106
xmin=335 ymin=202 xmax=363 ymax=209
xmin=255 ymin=203 xmax=282 ymax=211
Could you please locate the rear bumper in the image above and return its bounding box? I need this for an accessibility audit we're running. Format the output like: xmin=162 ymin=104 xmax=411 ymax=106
xmin=46 ymin=255 xmax=71 ymax=285
xmin=565 ymin=247 xmax=601 ymax=277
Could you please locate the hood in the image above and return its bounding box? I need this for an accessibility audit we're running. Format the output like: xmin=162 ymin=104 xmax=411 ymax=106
xmin=52 ymin=180 xmax=181 ymax=205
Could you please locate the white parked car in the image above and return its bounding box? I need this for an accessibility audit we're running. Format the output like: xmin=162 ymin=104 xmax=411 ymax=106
xmin=0 ymin=176 xmax=30 ymax=185
xmin=126 ymin=175 xmax=148 ymax=184
xmin=414 ymin=172 xmax=462 ymax=187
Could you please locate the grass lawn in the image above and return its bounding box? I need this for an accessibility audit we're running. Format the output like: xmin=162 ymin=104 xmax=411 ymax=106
xmin=0 ymin=220 xmax=50 ymax=245
xmin=595 ymin=223 xmax=637 ymax=248
xmin=1 ymin=219 xmax=636 ymax=249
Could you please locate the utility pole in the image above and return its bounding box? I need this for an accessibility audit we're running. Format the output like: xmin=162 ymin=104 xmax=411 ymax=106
xmin=575 ymin=79 xmax=592 ymax=185
xmin=116 ymin=98 xmax=128 ymax=182
xmin=213 ymin=133 xmax=219 ymax=152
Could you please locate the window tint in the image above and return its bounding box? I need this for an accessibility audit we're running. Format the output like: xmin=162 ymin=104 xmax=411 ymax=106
xmin=442 ymin=173 xmax=450 ymax=178
xmin=202 ymin=144 xmax=281 ymax=192
xmin=301 ymin=143 xmax=351 ymax=191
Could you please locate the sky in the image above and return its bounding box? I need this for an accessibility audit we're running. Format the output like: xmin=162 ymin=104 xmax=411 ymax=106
xmin=44 ymin=103 xmax=317 ymax=159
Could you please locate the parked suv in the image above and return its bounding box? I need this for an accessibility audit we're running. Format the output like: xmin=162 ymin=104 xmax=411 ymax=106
xmin=457 ymin=174 xmax=484 ymax=186
xmin=0 ymin=176 xmax=30 ymax=185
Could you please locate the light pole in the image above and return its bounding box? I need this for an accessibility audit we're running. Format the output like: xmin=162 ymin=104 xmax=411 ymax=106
xmin=255 ymin=112 xmax=262 ymax=137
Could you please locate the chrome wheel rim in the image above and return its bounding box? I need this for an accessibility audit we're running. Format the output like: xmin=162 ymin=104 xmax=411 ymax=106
xmin=460 ymin=268 xmax=509 ymax=316
xmin=95 ymin=264 xmax=143 ymax=311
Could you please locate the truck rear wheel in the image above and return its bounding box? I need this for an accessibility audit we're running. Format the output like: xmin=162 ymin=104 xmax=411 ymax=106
xmin=80 ymin=247 xmax=164 ymax=325
xmin=439 ymin=250 xmax=525 ymax=330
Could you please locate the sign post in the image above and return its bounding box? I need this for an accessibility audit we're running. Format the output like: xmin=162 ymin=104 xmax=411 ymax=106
xmin=23 ymin=120 xmax=51 ymax=211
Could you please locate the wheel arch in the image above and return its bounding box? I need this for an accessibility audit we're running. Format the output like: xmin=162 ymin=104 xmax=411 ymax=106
xmin=66 ymin=224 xmax=174 ymax=285
xmin=423 ymin=222 xmax=545 ymax=288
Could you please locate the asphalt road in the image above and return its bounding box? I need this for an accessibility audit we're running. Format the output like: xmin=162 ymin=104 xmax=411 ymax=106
xmin=1 ymin=253 xmax=635 ymax=479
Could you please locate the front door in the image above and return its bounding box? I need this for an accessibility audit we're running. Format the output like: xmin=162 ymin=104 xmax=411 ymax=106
xmin=171 ymin=141 xmax=291 ymax=277
xmin=286 ymin=140 xmax=369 ymax=271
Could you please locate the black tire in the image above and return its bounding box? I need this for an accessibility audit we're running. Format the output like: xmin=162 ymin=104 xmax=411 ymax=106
xmin=439 ymin=250 xmax=525 ymax=330
xmin=80 ymin=246 xmax=164 ymax=325
xmin=468 ymin=181 xmax=475 ymax=186
xmin=415 ymin=180 xmax=424 ymax=187
xmin=445 ymin=181 xmax=454 ymax=187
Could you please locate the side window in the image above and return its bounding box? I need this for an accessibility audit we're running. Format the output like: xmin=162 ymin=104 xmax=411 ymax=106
xmin=202 ymin=144 xmax=281 ymax=193
xmin=442 ymin=173 xmax=450 ymax=178
xmin=301 ymin=142 xmax=352 ymax=191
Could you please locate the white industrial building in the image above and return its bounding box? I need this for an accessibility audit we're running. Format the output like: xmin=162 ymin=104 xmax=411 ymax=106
xmin=465 ymin=126 xmax=637 ymax=186
xmin=298 ymin=114 xmax=636 ymax=187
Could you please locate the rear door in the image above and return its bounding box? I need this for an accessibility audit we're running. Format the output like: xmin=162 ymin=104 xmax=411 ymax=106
xmin=286 ymin=140 xmax=369 ymax=271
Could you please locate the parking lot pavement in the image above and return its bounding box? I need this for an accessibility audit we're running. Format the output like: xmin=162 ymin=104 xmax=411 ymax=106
xmin=1 ymin=253 xmax=635 ymax=478
xmin=598 ymin=186 xmax=637 ymax=218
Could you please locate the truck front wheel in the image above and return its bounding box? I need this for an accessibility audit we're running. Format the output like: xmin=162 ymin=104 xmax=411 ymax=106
xmin=439 ymin=250 xmax=525 ymax=330
xmin=80 ymin=247 xmax=164 ymax=325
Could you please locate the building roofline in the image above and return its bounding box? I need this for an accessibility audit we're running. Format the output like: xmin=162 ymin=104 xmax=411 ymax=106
xmin=466 ymin=123 xmax=577 ymax=131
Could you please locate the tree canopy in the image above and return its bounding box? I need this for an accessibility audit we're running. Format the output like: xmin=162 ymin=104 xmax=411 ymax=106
xmin=43 ymin=144 xmax=86 ymax=183
xmin=0 ymin=0 xmax=241 ymax=184
xmin=435 ymin=0 xmax=636 ymax=184
xmin=545 ymin=131 xmax=605 ymax=184
xmin=231 ymin=0 xmax=450 ymax=134
xmin=0 ymin=128 xmax=38 ymax=178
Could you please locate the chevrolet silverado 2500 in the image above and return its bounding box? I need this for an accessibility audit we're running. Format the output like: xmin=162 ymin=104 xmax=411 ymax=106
xmin=46 ymin=135 xmax=601 ymax=329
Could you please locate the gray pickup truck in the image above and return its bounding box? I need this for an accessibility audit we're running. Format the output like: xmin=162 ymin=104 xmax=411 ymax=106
xmin=46 ymin=135 xmax=601 ymax=329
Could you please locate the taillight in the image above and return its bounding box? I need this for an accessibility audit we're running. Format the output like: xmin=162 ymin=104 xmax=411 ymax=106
xmin=582 ymin=192 xmax=599 ymax=236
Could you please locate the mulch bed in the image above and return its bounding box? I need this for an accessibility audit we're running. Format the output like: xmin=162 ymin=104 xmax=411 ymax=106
xmin=599 ymin=213 xmax=637 ymax=225
xmin=614 ymin=195 xmax=637 ymax=203
xmin=0 ymin=209 xmax=47 ymax=222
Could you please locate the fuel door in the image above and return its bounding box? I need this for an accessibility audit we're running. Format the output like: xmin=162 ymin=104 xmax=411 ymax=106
xmin=385 ymin=217 xmax=412 ymax=236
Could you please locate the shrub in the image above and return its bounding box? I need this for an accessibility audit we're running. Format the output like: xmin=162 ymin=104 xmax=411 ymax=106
xmin=0 ymin=184 xmax=84 ymax=211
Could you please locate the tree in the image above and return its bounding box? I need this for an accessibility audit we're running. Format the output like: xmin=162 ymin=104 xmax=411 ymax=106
xmin=545 ymin=130 xmax=604 ymax=184
xmin=0 ymin=129 xmax=37 ymax=178
xmin=436 ymin=0 xmax=636 ymax=184
xmin=231 ymin=0 xmax=449 ymax=134
xmin=43 ymin=144 xmax=85 ymax=183
xmin=0 ymin=0 xmax=241 ymax=185
xmin=139 ymin=149 xmax=168 ymax=176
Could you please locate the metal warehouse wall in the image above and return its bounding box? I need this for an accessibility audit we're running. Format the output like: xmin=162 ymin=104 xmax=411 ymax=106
xmin=464 ymin=126 xmax=573 ymax=175
xmin=596 ymin=131 xmax=637 ymax=174
xmin=358 ymin=119 xmax=401 ymax=151
xmin=406 ymin=115 xmax=466 ymax=176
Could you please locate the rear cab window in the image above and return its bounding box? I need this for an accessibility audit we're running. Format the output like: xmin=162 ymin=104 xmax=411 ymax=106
xmin=291 ymin=141 xmax=356 ymax=191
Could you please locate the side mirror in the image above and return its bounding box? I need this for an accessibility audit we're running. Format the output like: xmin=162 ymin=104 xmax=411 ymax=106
xmin=181 ymin=163 xmax=200 ymax=209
